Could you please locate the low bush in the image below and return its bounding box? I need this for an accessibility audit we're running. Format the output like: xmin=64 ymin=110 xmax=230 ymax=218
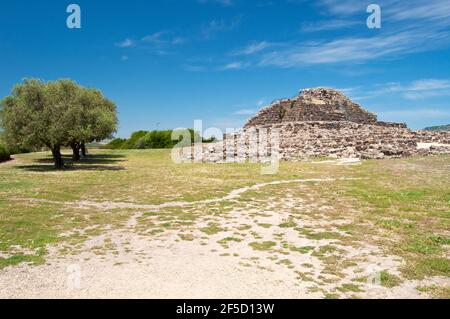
xmin=125 ymin=130 xmax=148 ymax=149
xmin=6 ymin=145 xmax=31 ymax=155
xmin=103 ymin=138 xmax=128 ymax=150
xmin=0 ymin=144 xmax=11 ymax=162
xmin=104 ymin=129 xmax=208 ymax=150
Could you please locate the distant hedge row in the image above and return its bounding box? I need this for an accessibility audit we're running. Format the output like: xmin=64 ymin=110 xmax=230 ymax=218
xmin=0 ymin=144 xmax=11 ymax=162
xmin=103 ymin=129 xmax=216 ymax=150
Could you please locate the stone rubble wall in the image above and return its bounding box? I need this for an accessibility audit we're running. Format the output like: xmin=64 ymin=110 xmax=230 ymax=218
xmin=181 ymin=121 xmax=426 ymax=162
xmin=275 ymin=121 xmax=417 ymax=160
xmin=414 ymin=130 xmax=450 ymax=144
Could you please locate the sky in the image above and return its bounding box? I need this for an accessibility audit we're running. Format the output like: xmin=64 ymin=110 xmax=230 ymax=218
xmin=1 ymin=0 xmax=450 ymax=137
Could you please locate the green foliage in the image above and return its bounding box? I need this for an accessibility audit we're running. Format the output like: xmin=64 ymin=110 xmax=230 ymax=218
xmin=249 ymin=241 xmax=277 ymax=251
xmin=0 ymin=78 xmax=118 ymax=168
xmin=423 ymin=124 xmax=450 ymax=132
xmin=140 ymin=130 xmax=179 ymax=149
xmin=126 ymin=130 xmax=148 ymax=149
xmin=0 ymin=144 xmax=10 ymax=162
xmin=104 ymin=129 xmax=204 ymax=150
xmin=103 ymin=138 xmax=128 ymax=149
xmin=379 ymin=271 xmax=402 ymax=288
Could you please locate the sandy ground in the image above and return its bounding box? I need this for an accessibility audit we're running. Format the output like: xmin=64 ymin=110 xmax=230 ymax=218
xmin=0 ymin=177 xmax=448 ymax=299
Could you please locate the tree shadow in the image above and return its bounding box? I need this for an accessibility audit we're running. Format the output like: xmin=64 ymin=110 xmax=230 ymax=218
xmin=16 ymin=153 xmax=127 ymax=172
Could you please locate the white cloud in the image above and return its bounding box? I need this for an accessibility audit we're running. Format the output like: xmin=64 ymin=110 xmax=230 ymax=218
xmin=300 ymin=19 xmax=360 ymax=32
xmin=373 ymin=79 xmax=450 ymax=100
xmin=379 ymin=109 xmax=450 ymax=119
xmin=256 ymin=99 xmax=266 ymax=107
xmin=223 ymin=0 xmax=450 ymax=69
xmin=231 ymin=41 xmax=273 ymax=55
xmin=318 ymin=0 xmax=450 ymax=27
xmin=141 ymin=31 xmax=186 ymax=46
xmin=116 ymin=31 xmax=185 ymax=55
xmin=316 ymin=0 xmax=366 ymax=16
xmin=116 ymin=38 xmax=136 ymax=48
xmin=385 ymin=1 xmax=450 ymax=25
xmin=220 ymin=61 xmax=246 ymax=70
xmin=257 ymin=29 xmax=449 ymax=67
xmin=202 ymin=16 xmax=242 ymax=39
xmin=233 ymin=109 xmax=257 ymax=115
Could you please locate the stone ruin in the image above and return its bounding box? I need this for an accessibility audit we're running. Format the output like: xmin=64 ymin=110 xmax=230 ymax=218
xmin=244 ymin=88 xmax=378 ymax=128
xmin=182 ymin=88 xmax=450 ymax=162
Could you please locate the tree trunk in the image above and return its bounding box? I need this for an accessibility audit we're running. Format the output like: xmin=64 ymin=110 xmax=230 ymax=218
xmin=71 ymin=143 xmax=81 ymax=161
xmin=81 ymin=142 xmax=87 ymax=157
xmin=51 ymin=145 xmax=64 ymax=169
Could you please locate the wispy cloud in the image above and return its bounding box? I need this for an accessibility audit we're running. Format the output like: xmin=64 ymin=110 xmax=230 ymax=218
xmin=258 ymin=29 xmax=449 ymax=67
xmin=116 ymin=31 xmax=186 ymax=55
xmin=223 ymin=0 xmax=450 ymax=69
xmin=300 ymin=19 xmax=360 ymax=32
xmin=141 ymin=31 xmax=187 ymax=46
xmin=116 ymin=38 xmax=136 ymax=48
xmin=379 ymin=109 xmax=450 ymax=119
xmin=197 ymin=0 xmax=233 ymax=6
xmin=202 ymin=16 xmax=242 ymax=39
xmin=375 ymin=79 xmax=450 ymax=100
xmin=336 ymin=79 xmax=450 ymax=102
xmin=220 ymin=61 xmax=246 ymax=70
xmin=233 ymin=108 xmax=256 ymax=115
xmin=318 ymin=0 xmax=450 ymax=27
xmin=232 ymin=99 xmax=266 ymax=116
xmin=231 ymin=41 xmax=273 ymax=55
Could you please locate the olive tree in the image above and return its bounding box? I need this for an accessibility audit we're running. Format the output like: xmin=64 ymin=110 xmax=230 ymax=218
xmin=67 ymin=87 xmax=117 ymax=160
xmin=0 ymin=79 xmax=117 ymax=169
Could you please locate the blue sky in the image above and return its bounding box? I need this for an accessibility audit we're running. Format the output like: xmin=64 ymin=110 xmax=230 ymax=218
xmin=1 ymin=0 xmax=450 ymax=137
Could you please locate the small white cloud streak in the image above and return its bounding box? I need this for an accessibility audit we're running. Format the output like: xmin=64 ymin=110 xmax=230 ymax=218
xmin=231 ymin=41 xmax=273 ymax=55
xmin=233 ymin=109 xmax=257 ymax=115
xmin=379 ymin=109 xmax=450 ymax=120
xmin=202 ymin=16 xmax=242 ymax=39
xmin=373 ymin=79 xmax=450 ymax=100
xmin=220 ymin=61 xmax=246 ymax=70
xmin=116 ymin=38 xmax=135 ymax=48
xmin=300 ymin=19 xmax=360 ymax=32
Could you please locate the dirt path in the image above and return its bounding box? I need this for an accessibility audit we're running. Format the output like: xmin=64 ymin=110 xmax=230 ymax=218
xmin=0 ymin=177 xmax=447 ymax=298
xmin=29 ymin=177 xmax=364 ymax=211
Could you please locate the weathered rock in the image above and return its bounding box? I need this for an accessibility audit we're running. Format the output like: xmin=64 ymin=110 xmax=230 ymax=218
xmin=244 ymin=88 xmax=377 ymax=128
xmin=182 ymin=88 xmax=450 ymax=162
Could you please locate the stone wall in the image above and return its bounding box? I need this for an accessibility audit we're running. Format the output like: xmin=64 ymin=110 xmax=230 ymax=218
xmin=180 ymin=88 xmax=450 ymax=162
xmin=182 ymin=121 xmax=420 ymax=162
xmin=275 ymin=121 xmax=416 ymax=160
xmin=414 ymin=130 xmax=450 ymax=144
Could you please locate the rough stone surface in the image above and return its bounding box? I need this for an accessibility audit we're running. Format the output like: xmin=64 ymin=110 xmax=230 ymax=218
xmin=183 ymin=88 xmax=450 ymax=162
xmin=244 ymin=88 xmax=377 ymax=128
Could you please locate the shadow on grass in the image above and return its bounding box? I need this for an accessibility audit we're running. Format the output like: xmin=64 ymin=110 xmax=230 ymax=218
xmin=16 ymin=153 xmax=127 ymax=172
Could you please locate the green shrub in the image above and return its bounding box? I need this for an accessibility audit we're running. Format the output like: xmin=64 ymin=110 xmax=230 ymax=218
xmin=103 ymin=138 xmax=128 ymax=149
xmin=141 ymin=130 xmax=175 ymax=149
xmin=6 ymin=145 xmax=31 ymax=155
xmin=0 ymin=144 xmax=11 ymax=162
xmin=103 ymin=129 xmax=206 ymax=150
xmin=125 ymin=130 xmax=148 ymax=149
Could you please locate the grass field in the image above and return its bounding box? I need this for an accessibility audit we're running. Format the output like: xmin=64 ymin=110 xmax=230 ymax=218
xmin=0 ymin=149 xmax=449 ymax=298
